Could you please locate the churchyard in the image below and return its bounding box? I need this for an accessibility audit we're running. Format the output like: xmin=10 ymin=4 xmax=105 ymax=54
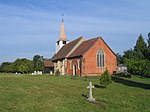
xmin=0 ymin=74 xmax=149 ymax=112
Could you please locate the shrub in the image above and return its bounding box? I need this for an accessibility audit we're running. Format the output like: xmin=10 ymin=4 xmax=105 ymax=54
xmin=99 ymin=70 xmax=111 ymax=87
xmin=143 ymin=69 xmax=150 ymax=78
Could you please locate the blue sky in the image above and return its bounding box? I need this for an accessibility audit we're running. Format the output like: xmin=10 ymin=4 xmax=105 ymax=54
xmin=0 ymin=0 xmax=150 ymax=63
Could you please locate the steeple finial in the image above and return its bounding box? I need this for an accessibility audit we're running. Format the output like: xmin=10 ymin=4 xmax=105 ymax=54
xmin=59 ymin=14 xmax=67 ymax=41
xmin=62 ymin=13 xmax=64 ymax=22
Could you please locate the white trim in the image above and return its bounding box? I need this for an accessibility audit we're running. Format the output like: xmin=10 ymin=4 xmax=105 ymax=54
xmin=77 ymin=60 xmax=80 ymax=69
xmin=70 ymin=60 xmax=72 ymax=69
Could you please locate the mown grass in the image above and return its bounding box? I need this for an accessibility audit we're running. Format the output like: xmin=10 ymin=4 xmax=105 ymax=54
xmin=0 ymin=74 xmax=149 ymax=112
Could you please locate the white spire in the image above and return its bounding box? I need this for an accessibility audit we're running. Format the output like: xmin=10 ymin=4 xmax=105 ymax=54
xmin=56 ymin=14 xmax=69 ymax=53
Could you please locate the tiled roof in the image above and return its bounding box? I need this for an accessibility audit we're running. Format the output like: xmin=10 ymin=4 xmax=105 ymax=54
xmin=51 ymin=37 xmax=84 ymax=61
xmin=68 ymin=37 xmax=99 ymax=58
xmin=44 ymin=60 xmax=54 ymax=67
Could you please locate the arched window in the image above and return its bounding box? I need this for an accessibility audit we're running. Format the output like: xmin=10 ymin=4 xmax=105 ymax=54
xmin=97 ymin=49 xmax=105 ymax=67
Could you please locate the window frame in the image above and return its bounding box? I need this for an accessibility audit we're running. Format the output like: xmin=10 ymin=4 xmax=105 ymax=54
xmin=97 ymin=49 xmax=105 ymax=68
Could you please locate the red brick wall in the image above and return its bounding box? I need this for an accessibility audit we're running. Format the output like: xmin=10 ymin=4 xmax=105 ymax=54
xmin=82 ymin=38 xmax=117 ymax=76
xmin=66 ymin=58 xmax=81 ymax=76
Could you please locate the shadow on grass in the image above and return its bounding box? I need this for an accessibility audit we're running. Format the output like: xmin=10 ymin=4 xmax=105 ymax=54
xmin=81 ymin=94 xmax=88 ymax=98
xmin=81 ymin=94 xmax=107 ymax=110
xmin=94 ymin=84 xmax=106 ymax=88
xmin=111 ymin=76 xmax=150 ymax=90
xmin=81 ymin=94 xmax=107 ymax=109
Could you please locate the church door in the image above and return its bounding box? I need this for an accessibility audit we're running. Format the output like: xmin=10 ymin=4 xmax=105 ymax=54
xmin=73 ymin=65 xmax=77 ymax=76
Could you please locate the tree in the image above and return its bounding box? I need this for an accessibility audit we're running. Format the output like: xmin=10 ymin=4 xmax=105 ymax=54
xmin=123 ymin=34 xmax=150 ymax=77
xmin=134 ymin=34 xmax=147 ymax=60
xmin=33 ymin=55 xmax=44 ymax=71
xmin=13 ymin=58 xmax=33 ymax=73
xmin=0 ymin=62 xmax=13 ymax=73
xmin=144 ymin=33 xmax=150 ymax=61
xmin=148 ymin=32 xmax=150 ymax=49
xmin=116 ymin=53 xmax=124 ymax=65
xmin=123 ymin=49 xmax=134 ymax=59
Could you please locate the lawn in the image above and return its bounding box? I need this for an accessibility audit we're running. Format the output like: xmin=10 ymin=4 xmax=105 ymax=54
xmin=0 ymin=74 xmax=150 ymax=112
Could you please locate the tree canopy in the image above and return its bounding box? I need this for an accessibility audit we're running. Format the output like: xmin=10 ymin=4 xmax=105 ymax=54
xmin=0 ymin=55 xmax=44 ymax=74
xmin=117 ymin=33 xmax=150 ymax=77
xmin=33 ymin=55 xmax=44 ymax=71
xmin=148 ymin=32 xmax=150 ymax=49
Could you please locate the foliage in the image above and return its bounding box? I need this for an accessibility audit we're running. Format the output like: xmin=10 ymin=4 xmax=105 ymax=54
xmin=33 ymin=55 xmax=44 ymax=71
xmin=0 ymin=62 xmax=13 ymax=73
xmin=124 ymin=59 xmax=150 ymax=76
xmin=123 ymin=34 xmax=150 ymax=77
xmin=148 ymin=32 xmax=150 ymax=49
xmin=0 ymin=55 xmax=44 ymax=74
xmin=99 ymin=70 xmax=111 ymax=87
xmin=123 ymin=49 xmax=134 ymax=59
xmin=144 ymin=50 xmax=150 ymax=61
xmin=13 ymin=58 xmax=33 ymax=73
xmin=116 ymin=53 xmax=124 ymax=65
xmin=133 ymin=34 xmax=147 ymax=59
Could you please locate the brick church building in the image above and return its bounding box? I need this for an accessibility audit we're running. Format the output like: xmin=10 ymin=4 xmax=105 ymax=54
xmin=51 ymin=19 xmax=117 ymax=76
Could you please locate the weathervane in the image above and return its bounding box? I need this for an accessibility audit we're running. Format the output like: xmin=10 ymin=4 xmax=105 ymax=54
xmin=62 ymin=13 xmax=64 ymax=22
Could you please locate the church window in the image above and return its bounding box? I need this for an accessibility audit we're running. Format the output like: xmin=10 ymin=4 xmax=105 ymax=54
xmin=97 ymin=49 xmax=105 ymax=67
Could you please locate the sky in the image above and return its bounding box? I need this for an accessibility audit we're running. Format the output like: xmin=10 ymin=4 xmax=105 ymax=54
xmin=0 ymin=0 xmax=150 ymax=63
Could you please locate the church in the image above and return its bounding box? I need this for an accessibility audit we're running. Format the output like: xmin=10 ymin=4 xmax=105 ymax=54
xmin=51 ymin=18 xmax=117 ymax=76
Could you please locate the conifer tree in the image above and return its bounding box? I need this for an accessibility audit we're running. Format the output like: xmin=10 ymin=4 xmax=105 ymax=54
xmin=134 ymin=34 xmax=147 ymax=59
xmin=148 ymin=32 xmax=150 ymax=49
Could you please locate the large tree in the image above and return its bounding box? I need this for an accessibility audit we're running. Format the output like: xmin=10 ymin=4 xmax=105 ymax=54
xmin=133 ymin=34 xmax=147 ymax=60
xmin=0 ymin=62 xmax=13 ymax=73
xmin=13 ymin=58 xmax=33 ymax=73
xmin=148 ymin=32 xmax=150 ymax=49
xmin=33 ymin=55 xmax=44 ymax=71
xmin=123 ymin=49 xmax=134 ymax=59
xmin=116 ymin=53 xmax=124 ymax=65
xmin=123 ymin=34 xmax=150 ymax=77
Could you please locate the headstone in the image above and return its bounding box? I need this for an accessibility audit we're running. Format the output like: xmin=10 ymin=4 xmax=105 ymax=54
xmin=50 ymin=71 xmax=53 ymax=74
xmin=87 ymin=82 xmax=95 ymax=101
xmin=39 ymin=71 xmax=42 ymax=75
xmin=37 ymin=71 xmax=39 ymax=74
xmin=34 ymin=71 xmax=36 ymax=75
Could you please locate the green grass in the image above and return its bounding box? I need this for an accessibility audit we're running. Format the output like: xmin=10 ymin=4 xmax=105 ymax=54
xmin=0 ymin=74 xmax=150 ymax=112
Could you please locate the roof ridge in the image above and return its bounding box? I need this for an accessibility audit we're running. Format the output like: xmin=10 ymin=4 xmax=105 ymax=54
xmin=68 ymin=37 xmax=99 ymax=58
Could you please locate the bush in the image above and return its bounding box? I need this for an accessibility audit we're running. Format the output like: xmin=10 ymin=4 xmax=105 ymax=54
xmin=143 ymin=69 xmax=150 ymax=78
xmin=99 ymin=70 xmax=112 ymax=87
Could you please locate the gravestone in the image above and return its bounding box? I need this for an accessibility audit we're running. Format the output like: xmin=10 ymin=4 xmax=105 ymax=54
xmin=87 ymin=82 xmax=95 ymax=101
xmin=34 ymin=71 xmax=37 ymax=75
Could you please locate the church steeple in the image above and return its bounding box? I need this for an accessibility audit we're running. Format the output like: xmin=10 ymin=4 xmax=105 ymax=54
xmin=59 ymin=16 xmax=67 ymax=41
xmin=56 ymin=14 xmax=69 ymax=53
